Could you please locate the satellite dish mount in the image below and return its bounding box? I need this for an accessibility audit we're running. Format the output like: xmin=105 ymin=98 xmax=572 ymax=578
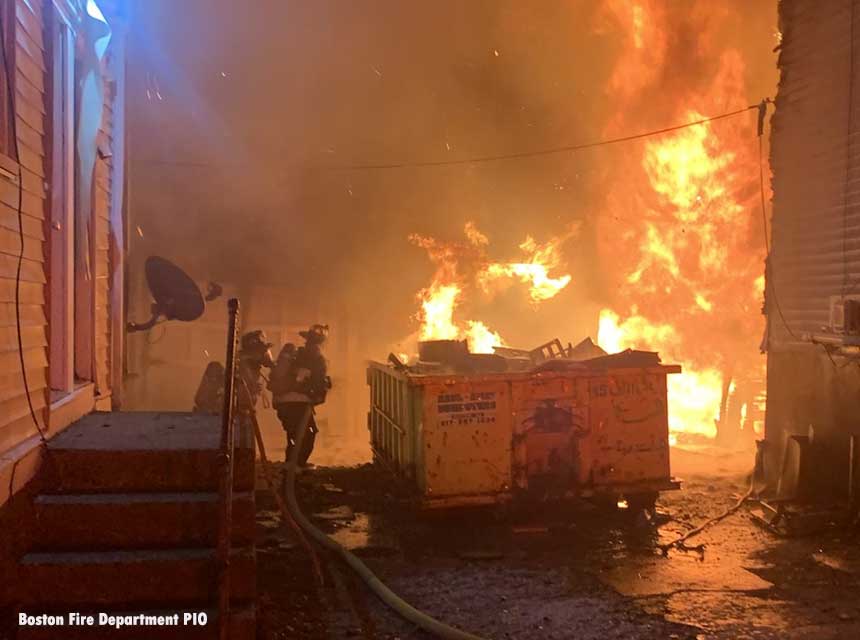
xmin=127 ymin=256 xmax=207 ymax=333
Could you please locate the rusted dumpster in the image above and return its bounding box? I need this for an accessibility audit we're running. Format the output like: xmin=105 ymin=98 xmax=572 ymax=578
xmin=367 ymin=348 xmax=681 ymax=509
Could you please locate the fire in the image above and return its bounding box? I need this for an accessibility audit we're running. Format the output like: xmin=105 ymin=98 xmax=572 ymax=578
xmin=595 ymin=1 xmax=768 ymax=443
xmin=412 ymin=223 xmax=572 ymax=353
xmin=598 ymin=310 xmax=724 ymax=439
xmin=481 ymin=233 xmax=575 ymax=302
xmin=418 ymin=283 xmax=460 ymax=341
xmin=465 ymin=321 xmax=503 ymax=355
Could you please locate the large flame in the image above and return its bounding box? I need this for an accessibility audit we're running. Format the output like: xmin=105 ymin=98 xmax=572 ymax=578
xmin=412 ymin=223 xmax=572 ymax=354
xmin=596 ymin=1 xmax=768 ymax=443
xmin=481 ymin=234 xmax=574 ymax=302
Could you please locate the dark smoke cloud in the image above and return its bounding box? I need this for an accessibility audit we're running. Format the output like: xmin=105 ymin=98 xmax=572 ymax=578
xmin=127 ymin=0 xmax=777 ymax=354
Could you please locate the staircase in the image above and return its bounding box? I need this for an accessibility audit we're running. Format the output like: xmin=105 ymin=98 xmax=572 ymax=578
xmin=14 ymin=412 xmax=257 ymax=639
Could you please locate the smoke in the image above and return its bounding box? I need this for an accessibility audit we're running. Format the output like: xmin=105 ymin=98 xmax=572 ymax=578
xmin=125 ymin=1 xmax=778 ymax=455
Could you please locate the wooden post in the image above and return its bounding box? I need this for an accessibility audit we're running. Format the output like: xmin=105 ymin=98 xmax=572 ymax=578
xmin=217 ymin=298 xmax=240 ymax=640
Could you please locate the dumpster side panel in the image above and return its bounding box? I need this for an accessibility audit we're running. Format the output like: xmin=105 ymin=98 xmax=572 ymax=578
xmin=419 ymin=380 xmax=512 ymax=499
xmin=412 ymin=385 xmax=427 ymax=493
xmin=589 ymin=369 xmax=672 ymax=489
xmin=511 ymin=375 xmax=590 ymax=491
xmin=367 ymin=364 xmax=415 ymax=477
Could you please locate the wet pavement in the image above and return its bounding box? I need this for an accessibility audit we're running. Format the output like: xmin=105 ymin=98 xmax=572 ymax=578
xmin=256 ymin=446 xmax=860 ymax=639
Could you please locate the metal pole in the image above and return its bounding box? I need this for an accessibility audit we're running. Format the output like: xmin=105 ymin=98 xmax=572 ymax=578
xmin=850 ymin=434 xmax=857 ymax=508
xmin=217 ymin=298 xmax=240 ymax=640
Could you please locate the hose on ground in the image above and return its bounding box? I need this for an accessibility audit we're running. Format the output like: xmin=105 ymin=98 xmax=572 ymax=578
xmin=658 ymin=469 xmax=756 ymax=555
xmin=285 ymin=403 xmax=489 ymax=640
xmin=239 ymin=380 xmax=324 ymax=585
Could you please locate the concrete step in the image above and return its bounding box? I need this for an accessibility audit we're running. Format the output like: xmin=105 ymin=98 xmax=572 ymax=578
xmin=33 ymin=492 xmax=255 ymax=551
xmin=16 ymin=605 xmax=255 ymax=640
xmin=17 ymin=547 xmax=255 ymax=606
xmin=45 ymin=412 xmax=255 ymax=493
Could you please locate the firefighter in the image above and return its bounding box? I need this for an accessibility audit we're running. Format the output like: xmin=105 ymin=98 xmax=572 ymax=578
xmin=237 ymin=329 xmax=275 ymax=416
xmin=192 ymin=361 xmax=225 ymax=414
xmin=270 ymin=324 xmax=331 ymax=468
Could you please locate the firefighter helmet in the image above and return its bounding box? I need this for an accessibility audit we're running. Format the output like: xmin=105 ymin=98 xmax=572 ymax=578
xmin=299 ymin=324 xmax=329 ymax=344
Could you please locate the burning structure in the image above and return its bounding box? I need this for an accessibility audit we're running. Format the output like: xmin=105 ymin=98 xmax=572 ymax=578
xmin=10 ymin=0 xmax=860 ymax=637
xmin=594 ymin=1 xmax=771 ymax=449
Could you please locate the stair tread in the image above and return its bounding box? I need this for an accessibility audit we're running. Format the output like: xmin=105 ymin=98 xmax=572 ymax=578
xmin=48 ymin=412 xmax=245 ymax=452
xmin=35 ymin=491 xmax=253 ymax=504
xmin=22 ymin=547 xmax=252 ymax=565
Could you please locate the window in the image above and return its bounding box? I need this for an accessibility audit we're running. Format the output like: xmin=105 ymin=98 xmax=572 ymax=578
xmin=48 ymin=5 xmax=76 ymax=395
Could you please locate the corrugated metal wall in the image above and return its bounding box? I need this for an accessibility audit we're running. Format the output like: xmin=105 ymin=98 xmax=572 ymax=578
xmin=769 ymin=0 xmax=860 ymax=338
xmin=766 ymin=0 xmax=860 ymax=494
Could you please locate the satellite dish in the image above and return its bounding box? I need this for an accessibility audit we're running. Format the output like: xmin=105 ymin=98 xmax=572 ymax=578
xmin=127 ymin=256 xmax=206 ymax=333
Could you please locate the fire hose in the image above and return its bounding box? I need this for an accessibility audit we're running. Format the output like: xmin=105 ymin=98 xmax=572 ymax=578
xmin=280 ymin=403 xmax=488 ymax=640
xmin=658 ymin=471 xmax=756 ymax=555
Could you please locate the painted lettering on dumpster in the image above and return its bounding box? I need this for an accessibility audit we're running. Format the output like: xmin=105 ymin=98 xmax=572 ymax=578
xmin=591 ymin=376 xmax=666 ymax=425
xmin=437 ymin=392 xmax=498 ymax=427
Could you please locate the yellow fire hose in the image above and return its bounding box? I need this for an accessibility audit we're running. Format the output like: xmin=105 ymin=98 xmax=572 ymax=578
xmin=282 ymin=403 xmax=488 ymax=640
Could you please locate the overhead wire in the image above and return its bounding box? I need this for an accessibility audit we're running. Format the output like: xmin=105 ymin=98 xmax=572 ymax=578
xmin=0 ymin=8 xmax=46 ymax=442
xmin=137 ymin=103 xmax=763 ymax=172
xmin=325 ymin=103 xmax=762 ymax=170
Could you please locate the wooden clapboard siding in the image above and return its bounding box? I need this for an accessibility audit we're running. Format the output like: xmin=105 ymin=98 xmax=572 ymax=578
xmin=0 ymin=207 xmax=44 ymax=240
xmin=0 ymin=301 xmax=44 ymax=326
xmin=0 ymin=365 xmax=45 ymax=401
xmin=0 ymin=253 xmax=43 ymax=282
xmin=0 ymin=0 xmax=49 ymax=454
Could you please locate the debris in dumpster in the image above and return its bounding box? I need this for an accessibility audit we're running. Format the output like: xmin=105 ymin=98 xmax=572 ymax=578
xmin=529 ymin=338 xmax=567 ymax=362
xmin=566 ymin=337 xmax=608 ymax=361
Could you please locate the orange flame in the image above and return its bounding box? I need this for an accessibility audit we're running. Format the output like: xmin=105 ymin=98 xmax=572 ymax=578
xmin=481 ymin=231 xmax=575 ymax=302
xmin=412 ymin=223 xmax=572 ymax=353
xmin=596 ymin=1 xmax=767 ymax=443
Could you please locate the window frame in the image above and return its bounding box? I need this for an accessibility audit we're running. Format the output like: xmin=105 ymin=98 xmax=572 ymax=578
xmin=48 ymin=2 xmax=77 ymax=395
xmin=0 ymin=0 xmax=18 ymax=169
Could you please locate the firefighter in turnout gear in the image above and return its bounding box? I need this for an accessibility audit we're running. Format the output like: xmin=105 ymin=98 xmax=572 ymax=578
xmin=269 ymin=324 xmax=331 ymax=467
xmin=192 ymin=361 xmax=225 ymax=414
xmin=237 ymin=330 xmax=275 ymax=416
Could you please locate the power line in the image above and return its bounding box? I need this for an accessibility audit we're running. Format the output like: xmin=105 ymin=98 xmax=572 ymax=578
xmin=136 ymin=103 xmax=763 ymax=172
xmin=332 ymin=103 xmax=762 ymax=170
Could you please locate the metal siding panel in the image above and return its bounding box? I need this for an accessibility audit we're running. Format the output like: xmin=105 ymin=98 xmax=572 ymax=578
xmin=769 ymin=0 xmax=860 ymax=338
